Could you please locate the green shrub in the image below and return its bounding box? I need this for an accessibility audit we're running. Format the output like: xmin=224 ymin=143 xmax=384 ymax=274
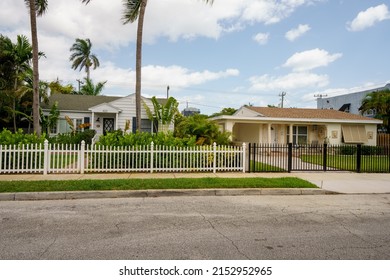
xmin=338 ymin=145 xmax=357 ymax=155
xmin=49 ymin=130 xmax=96 ymax=145
xmin=361 ymin=145 xmax=384 ymax=155
xmin=96 ymin=131 xmax=197 ymax=147
xmin=0 ymin=128 xmax=46 ymax=145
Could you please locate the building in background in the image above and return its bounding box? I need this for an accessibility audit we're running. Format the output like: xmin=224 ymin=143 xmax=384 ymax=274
xmin=317 ymin=83 xmax=390 ymax=117
xmin=182 ymin=106 xmax=200 ymax=117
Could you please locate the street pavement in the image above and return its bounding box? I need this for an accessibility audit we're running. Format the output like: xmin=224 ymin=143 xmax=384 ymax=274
xmin=0 ymin=172 xmax=389 ymax=201
xmin=1 ymin=194 xmax=390 ymax=259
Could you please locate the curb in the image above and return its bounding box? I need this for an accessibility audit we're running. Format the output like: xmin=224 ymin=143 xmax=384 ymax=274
xmin=0 ymin=188 xmax=339 ymax=201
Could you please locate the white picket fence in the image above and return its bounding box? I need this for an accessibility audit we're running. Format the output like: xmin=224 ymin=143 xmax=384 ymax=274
xmin=0 ymin=140 xmax=246 ymax=175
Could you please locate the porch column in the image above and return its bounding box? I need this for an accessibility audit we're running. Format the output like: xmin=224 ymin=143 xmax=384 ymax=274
xmin=267 ymin=123 xmax=272 ymax=143
xmin=289 ymin=124 xmax=293 ymax=144
xmin=91 ymin=112 xmax=95 ymax=130
xmin=225 ymin=121 xmax=235 ymax=141
xmin=115 ymin=113 xmax=119 ymax=130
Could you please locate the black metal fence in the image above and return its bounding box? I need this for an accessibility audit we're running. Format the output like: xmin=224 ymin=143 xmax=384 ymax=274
xmin=248 ymin=143 xmax=390 ymax=173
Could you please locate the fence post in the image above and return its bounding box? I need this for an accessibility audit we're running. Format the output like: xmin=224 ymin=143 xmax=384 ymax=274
xmin=150 ymin=142 xmax=154 ymax=173
xmin=80 ymin=140 xmax=85 ymax=174
xmin=213 ymin=142 xmax=217 ymax=173
xmin=323 ymin=144 xmax=327 ymax=172
xmin=287 ymin=143 xmax=293 ymax=173
xmin=242 ymin=142 xmax=246 ymax=173
xmin=43 ymin=139 xmax=49 ymax=175
xmin=356 ymin=144 xmax=362 ymax=173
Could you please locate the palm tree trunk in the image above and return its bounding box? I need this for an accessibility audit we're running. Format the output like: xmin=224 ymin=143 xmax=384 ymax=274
xmin=13 ymin=73 xmax=18 ymax=132
xmin=28 ymin=0 xmax=41 ymax=136
xmin=135 ymin=0 xmax=147 ymax=131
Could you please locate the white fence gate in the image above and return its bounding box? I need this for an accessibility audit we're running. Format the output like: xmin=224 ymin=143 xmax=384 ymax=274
xmin=0 ymin=140 xmax=246 ymax=175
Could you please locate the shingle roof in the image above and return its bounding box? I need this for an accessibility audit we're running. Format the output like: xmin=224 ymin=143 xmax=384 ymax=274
xmin=41 ymin=94 xmax=121 ymax=111
xmin=41 ymin=94 xmax=169 ymax=111
xmin=245 ymin=106 xmax=377 ymax=121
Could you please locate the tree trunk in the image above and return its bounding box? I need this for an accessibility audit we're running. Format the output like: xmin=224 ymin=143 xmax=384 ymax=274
xmin=135 ymin=0 xmax=147 ymax=132
xmin=28 ymin=0 xmax=41 ymax=136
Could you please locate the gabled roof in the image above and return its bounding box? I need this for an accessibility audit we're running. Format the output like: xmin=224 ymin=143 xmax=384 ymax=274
xmin=41 ymin=94 xmax=121 ymax=111
xmin=242 ymin=106 xmax=377 ymax=121
xmin=41 ymin=94 xmax=169 ymax=112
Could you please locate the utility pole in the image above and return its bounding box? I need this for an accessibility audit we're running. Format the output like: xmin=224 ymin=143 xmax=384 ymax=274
xmin=77 ymin=79 xmax=84 ymax=94
xmin=279 ymin=92 xmax=286 ymax=108
xmin=166 ymin=85 xmax=170 ymax=99
xmin=314 ymin=93 xmax=327 ymax=109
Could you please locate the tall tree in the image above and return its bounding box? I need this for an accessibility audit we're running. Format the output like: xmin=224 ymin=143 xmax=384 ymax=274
xmin=81 ymin=0 xmax=213 ymax=131
xmin=25 ymin=0 xmax=48 ymax=136
xmin=69 ymin=38 xmax=100 ymax=80
xmin=0 ymin=35 xmax=32 ymax=131
xmin=360 ymin=89 xmax=390 ymax=132
xmin=80 ymin=78 xmax=106 ymax=96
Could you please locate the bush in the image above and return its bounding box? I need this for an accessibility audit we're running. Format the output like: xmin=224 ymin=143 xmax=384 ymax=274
xmin=361 ymin=145 xmax=384 ymax=155
xmin=338 ymin=145 xmax=357 ymax=155
xmin=96 ymin=130 xmax=197 ymax=147
xmin=49 ymin=130 xmax=96 ymax=145
xmin=0 ymin=128 xmax=46 ymax=145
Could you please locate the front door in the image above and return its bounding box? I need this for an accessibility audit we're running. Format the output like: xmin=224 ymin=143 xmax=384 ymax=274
xmin=103 ymin=118 xmax=115 ymax=135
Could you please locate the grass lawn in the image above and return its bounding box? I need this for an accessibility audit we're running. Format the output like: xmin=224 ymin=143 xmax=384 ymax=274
xmin=249 ymin=161 xmax=286 ymax=172
xmin=0 ymin=177 xmax=317 ymax=193
xmin=301 ymin=155 xmax=389 ymax=172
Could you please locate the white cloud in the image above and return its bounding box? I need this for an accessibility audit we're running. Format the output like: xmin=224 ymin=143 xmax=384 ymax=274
xmin=285 ymin=24 xmax=311 ymax=41
xmin=283 ymin=48 xmax=342 ymax=72
xmin=241 ymin=0 xmax=316 ymax=24
xmin=253 ymin=32 xmax=270 ymax=45
xmin=249 ymin=72 xmax=329 ymax=92
xmin=347 ymin=4 xmax=390 ymax=31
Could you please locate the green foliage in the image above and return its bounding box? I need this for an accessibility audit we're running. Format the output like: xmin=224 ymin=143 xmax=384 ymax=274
xmin=0 ymin=128 xmax=45 ymax=145
xmin=174 ymin=114 xmax=231 ymax=145
xmin=79 ymin=78 xmax=106 ymax=95
xmin=143 ymin=96 xmax=179 ymax=132
xmin=49 ymin=129 xmax=96 ymax=145
xmin=96 ymin=130 xmax=196 ymax=147
xmin=209 ymin=107 xmax=237 ymax=118
xmin=48 ymin=80 xmax=75 ymax=95
xmin=360 ymin=89 xmax=390 ymax=132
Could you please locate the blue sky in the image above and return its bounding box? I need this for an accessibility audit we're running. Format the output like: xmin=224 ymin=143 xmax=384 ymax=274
xmin=1 ymin=0 xmax=389 ymax=115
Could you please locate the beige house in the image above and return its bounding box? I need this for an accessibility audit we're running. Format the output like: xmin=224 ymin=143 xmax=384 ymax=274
xmin=211 ymin=106 xmax=382 ymax=146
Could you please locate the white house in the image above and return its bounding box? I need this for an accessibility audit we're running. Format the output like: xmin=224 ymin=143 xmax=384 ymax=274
xmin=41 ymin=94 xmax=171 ymax=136
xmin=211 ymin=106 xmax=383 ymax=146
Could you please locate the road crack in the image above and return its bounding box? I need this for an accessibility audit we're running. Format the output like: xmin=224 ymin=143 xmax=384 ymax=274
xmin=39 ymin=237 xmax=57 ymax=259
xmin=198 ymin=212 xmax=250 ymax=260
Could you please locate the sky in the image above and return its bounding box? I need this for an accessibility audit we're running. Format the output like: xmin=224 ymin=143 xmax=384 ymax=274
xmin=1 ymin=0 xmax=389 ymax=115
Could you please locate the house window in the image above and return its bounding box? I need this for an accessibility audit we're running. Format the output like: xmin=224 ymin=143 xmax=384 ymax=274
xmin=341 ymin=125 xmax=368 ymax=143
xmin=287 ymin=126 xmax=308 ymax=145
xmin=132 ymin=117 xmax=153 ymax=133
xmin=75 ymin=119 xmax=83 ymax=133
xmin=56 ymin=118 xmax=85 ymax=134
xmin=57 ymin=119 xmax=72 ymax=134
xmin=50 ymin=123 xmax=57 ymax=134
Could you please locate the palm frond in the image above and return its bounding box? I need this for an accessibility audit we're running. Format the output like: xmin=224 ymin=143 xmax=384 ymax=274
xmin=122 ymin=0 xmax=143 ymax=24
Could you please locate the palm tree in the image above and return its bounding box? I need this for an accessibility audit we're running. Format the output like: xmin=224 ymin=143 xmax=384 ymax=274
xmin=69 ymin=38 xmax=100 ymax=80
xmin=25 ymin=0 xmax=48 ymax=136
xmin=0 ymin=35 xmax=32 ymax=131
xmin=80 ymin=78 xmax=106 ymax=95
xmin=360 ymin=89 xmax=390 ymax=132
xmin=81 ymin=0 xmax=213 ymax=131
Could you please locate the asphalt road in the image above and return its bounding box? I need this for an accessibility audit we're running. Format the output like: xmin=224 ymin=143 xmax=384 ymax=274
xmin=1 ymin=194 xmax=390 ymax=260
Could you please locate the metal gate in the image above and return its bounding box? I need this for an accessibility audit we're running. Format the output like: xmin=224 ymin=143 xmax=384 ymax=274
xmin=248 ymin=143 xmax=390 ymax=173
